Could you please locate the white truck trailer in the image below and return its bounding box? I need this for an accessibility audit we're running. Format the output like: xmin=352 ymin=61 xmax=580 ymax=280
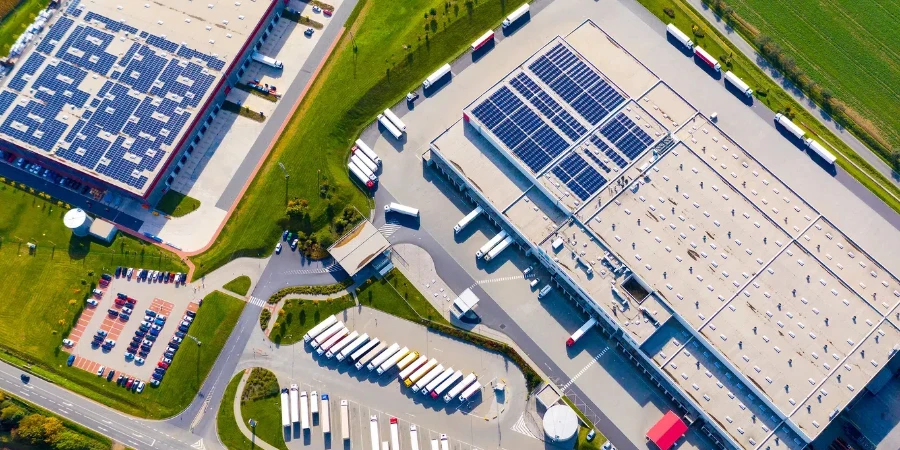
xmin=410 ymin=425 xmax=421 ymax=450
xmin=369 ymin=415 xmax=380 ymax=450
xmin=397 ymin=354 xmax=426 ymax=379
xmin=410 ymin=363 xmax=443 ymax=390
xmin=304 ymin=315 xmax=337 ymax=343
xmin=440 ymin=434 xmax=449 ymax=450
xmin=280 ymin=389 xmax=291 ymax=428
xmin=405 ymin=359 xmax=439 ymax=387
xmin=421 ymin=367 xmax=454 ymax=394
xmin=458 ymin=381 xmax=482 ymax=402
xmin=453 ymin=206 xmax=483 ymax=234
xmin=350 ymin=338 xmax=380 ymax=363
xmin=665 ymin=23 xmax=693 ymax=50
xmin=351 ymin=154 xmax=378 ymax=182
xmin=724 ymin=71 xmax=753 ymax=97
xmin=431 ymin=370 xmax=463 ymax=399
xmin=444 ymin=373 xmax=477 ymax=403
xmin=567 ymin=317 xmax=597 ymax=347
xmin=502 ymin=4 xmax=529 ymax=28
xmin=320 ymin=394 xmax=330 ymax=435
xmin=310 ymin=391 xmax=319 ymax=416
xmin=349 ymin=161 xmax=375 ymax=189
xmin=774 ymin=113 xmax=806 ymax=140
xmin=289 ymin=385 xmax=300 ymax=424
xmin=805 ymin=138 xmax=837 ymax=165
xmin=483 ymin=235 xmax=515 ymax=262
xmin=316 ymin=326 xmax=349 ymax=355
xmin=383 ymin=109 xmax=407 ymax=132
xmin=431 ymin=439 xmax=439 ymax=450
xmin=300 ymin=391 xmax=310 ymax=430
xmin=337 ymin=333 xmax=369 ymax=361
xmin=340 ymin=400 xmax=350 ymax=441
xmin=251 ymin=51 xmax=283 ymax=69
xmin=368 ymin=343 xmax=401 ymax=371
xmin=356 ymin=342 xmax=387 ymax=370
xmin=377 ymin=346 xmax=410 ymax=375
xmin=325 ymin=331 xmax=359 ymax=359
xmin=384 ymin=202 xmax=419 ymax=217
xmin=423 ymin=63 xmax=451 ymax=89
xmin=311 ymin=321 xmax=345 ymax=349
xmin=378 ymin=114 xmax=403 ymax=140
xmin=354 ymin=139 xmax=381 ymax=166
xmin=390 ymin=417 xmax=401 ymax=450
xmin=476 ymin=230 xmax=508 ymax=258
xmin=353 ymin=150 xmax=379 ymax=174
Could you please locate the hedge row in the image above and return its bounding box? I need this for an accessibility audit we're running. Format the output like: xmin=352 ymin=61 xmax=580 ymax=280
xmin=267 ymin=279 xmax=353 ymax=304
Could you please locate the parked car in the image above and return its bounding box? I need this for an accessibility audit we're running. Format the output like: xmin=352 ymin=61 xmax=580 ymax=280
xmin=140 ymin=321 xmax=151 ymax=328
xmin=151 ymin=373 xmax=163 ymax=381
xmin=180 ymin=320 xmax=191 ymax=328
xmin=117 ymin=375 xmax=126 ymax=385
xmin=154 ymin=318 xmax=165 ymax=326
xmin=104 ymin=339 xmax=115 ymax=347
xmin=146 ymin=334 xmax=157 ymax=342
xmin=136 ymin=381 xmax=145 ymax=393
xmin=142 ymin=339 xmax=154 ymax=346
xmin=182 ymin=315 xmax=193 ymax=323
xmin=135 ymin=357 xmax=145 ymax=365
xmin=126 ymin=268 xmax=133 ymax=279
xmin=175 ymin=331 xmax=186 ymax=339
xmin=67 ymin=355 xmax=75 ymax=366
xmin=171 ymin=336 xmax=183 ymax=344
xmin=122 ymin=306 xmax=133 ymax=315
xmin=154 ymin=367 xmax=166 ymax=375
xmin=161 ymin=357 xmax=172 ymax=364
xmin=282 ymin=230 xmax=289 ymax=240
xmin=96 ymin=330 xmax=108 ymax=338
xmin=185 ymin=310 xmax=196 ymax=318
xmin=149 ymin=329 xmax=160 ymax=337
xmin=62 ymin=339 xmax=74 ymax=347
xmin=125 ymin=378 xmax=134 ymax=389
xmin=158 ymin=361 xmax=170 ymax=369
xmin=178 ymin=325 xmax=189 ymax=333
xmin=115 ymin=267 xmax=122 ymax=278
xmin=145 ymin=309 xmax=157 ymax=317
xmin=101 ymin=273 xmax=112 ymax=282
xmin=275 ymin=243 xmax=282 ymax=254
xmin=169 ymin=342 xmax=180 ymax=350
xmin=86 ymin=299 xmax=99 ymax=307
xmin=150 ymin=379 xmax=160 ymax=387
xmin=304 ymin=27 xmax=314 ymax=37
xmin=114 ymin=298 xmax=125 ymax=307
xmin=96 ymin=366 xmax=105 ymax=376
xmin=125 ymin=352 xmax=135 ymax=361
xmin=106 ymin=370 xmax=116 ymax=381
xmin=125 ymin=297 xmax=136 ymax=305
xmin=138 ymin=349 xmax=149 ymax=358
xmin=108 ymin=309 xmax=119 ymax=318
xmin=120 ymin=313 xmax=130 ymax=321
xmin=164 ymin=351 xmax=175 ymax=359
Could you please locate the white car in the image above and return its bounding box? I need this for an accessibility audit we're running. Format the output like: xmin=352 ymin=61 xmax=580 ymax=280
xmin=136 ymin=381 xmax=145 ymax=393
xmin=171 ymin=336 xmax=183 ymax=343
xmin=275 ymin=243 xmax=283 ymax=254
xmin=126 ymin=268 xmax=133 ymax=278
xmin=135 ymin=357 xmax=145 ymax=365
xmin=86 ymin=299 xmax=99 ymax=307
xmin=182 ymin=315 xmax=193 ymax=323
xmin=96 ymin=366 xmax=105 ymax=376
xmin=62 ymin=339 xmax=74 ymax=347
xmin=104 ymin=339 xmax=116 ymax=347
xmin=122 ymin=306 xmax=133 ymax=315
xmin=161 ymin=357 xmax=172 ymax=364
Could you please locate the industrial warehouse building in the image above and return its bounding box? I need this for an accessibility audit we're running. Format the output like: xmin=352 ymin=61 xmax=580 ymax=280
xmin=0 ymin=0 xmax=285 ymax=205
xmin=426 ymin=20 xmax=900 ymax=450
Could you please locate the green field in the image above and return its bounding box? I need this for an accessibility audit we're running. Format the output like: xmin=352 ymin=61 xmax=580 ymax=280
xmin=356 ymin=270 xmax=450 ymax=326
xmin=224 ymin=275 xmax=252 ymax=296
xmin=727 ymin=0 xmax=900 ymax=151
xmin=218 ymin=373 xmax=258 ymax=450
xmin=269 ymin=295 xmax=356 ymax=345
xmin=190 ymin=0 xmax=529 ymax=278
xmin=239 ymin=369 xmax=286 ymax=450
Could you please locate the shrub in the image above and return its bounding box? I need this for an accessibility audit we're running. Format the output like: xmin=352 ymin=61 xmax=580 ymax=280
xmin=259 ymin=309 xmax=271 ymax=330
xmin=663 ymin=7 xmax=675 ymax=18
xmin=267 ymin=279 xmax=353 ymax=304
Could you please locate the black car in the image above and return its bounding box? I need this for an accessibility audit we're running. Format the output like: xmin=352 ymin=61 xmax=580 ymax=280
xmin=117 ymin=375 xmax=126 ymax=385
xmin=154 ymin=367 xmax=166 ymax=375
xmin=164 ymin=351 xmax=175 ymax=359
xmin=115 ymin=267 xmax=122 ymax=278
xmin=117 ymin=292 xmax=127 ymax=299
xmin=106 ymin=370 xmax=116 ymax=381
xmin=151 ymin=372 xmax=163 ymax=380
xmin=138 ymin=349 xmax=150 ymax=358
xmin=138 ymin=324 xmax=149 ymax=332
xmin=140 ymin=344 xmax=151 ymax=351
xmin=168 ymin=341 xmax=180 ymax=350
xmin=185 ymin=310 xmax=196 ymax=318
xmin=101 ymin=273 xmax=112 ymax=282
xmin=146 ymin=334 xmax=157 ymax=342
xmin=145 ymin=309 xmax=157 ymax=317
xmin=120 ymin=313 xmax=130 ymax=321
xmin=20 ymin=374 xmax=30 ymax=383
xmin=131 ymin=336 xmax=141 ymax=344
xmin=108 ymin=309 xmax=119 ymax=318
xmin=175 ymin=331 xmax=186 ymax=338
xmin=135 ymin=329 xmax=146 ymax=336
xmin=178 ymin=325 xmax=189 ymax=333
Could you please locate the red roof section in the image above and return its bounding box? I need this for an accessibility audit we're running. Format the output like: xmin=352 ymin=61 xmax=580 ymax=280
xmin=646 ymin=411 xmax=688 ymax=450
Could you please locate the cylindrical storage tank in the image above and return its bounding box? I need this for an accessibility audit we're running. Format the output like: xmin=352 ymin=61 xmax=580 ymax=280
xmin=64 ymin=208 xmax=93 ymax=237
xmin=542 ymin=404 xmax=578 ymax=443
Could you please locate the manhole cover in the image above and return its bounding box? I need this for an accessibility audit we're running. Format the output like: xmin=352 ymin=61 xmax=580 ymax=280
xmin=500 ymin=324 xmax=506 ymax=329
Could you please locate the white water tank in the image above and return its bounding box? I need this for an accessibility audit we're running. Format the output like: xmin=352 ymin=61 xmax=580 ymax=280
xmin=543 ymin=404 xmax=578 ymax=442
xmin=64 ymin=208 xmax=93 ymax=237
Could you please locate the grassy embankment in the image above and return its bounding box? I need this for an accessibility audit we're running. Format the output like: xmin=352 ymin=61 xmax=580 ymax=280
xmin=155 ymin=191 xmax=202 ymax=218
xmin=189 ymin=0 xmax=530 ymax=278
xmin=224 ymin=275 xmax=253 ymax=296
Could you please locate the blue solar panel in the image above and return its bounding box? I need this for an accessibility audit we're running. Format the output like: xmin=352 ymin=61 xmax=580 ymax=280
xmin=598 ymin=113 xmax=655 ymax=162
xmin=55 ymin=25 xmax=117 ymax=76
xmin=568 ymin=61 xmax=601 ymax=89
xmin=548 ymin=74 xmax=582 ymax=104
xmin=584 ymin=148 xmax=612 ymax=174
xmin=545 ymin=44 xmax=578 ymax=71
xmin=590 ymin=135 xmax=627 ymax=168
xmin=0 ymin=91 xmax=15 ymax=116
xmin=488 ymin=87 xmax=523 ymax=115
xmin=529 ymin=56 xmax=562 ymax=85
xmin=85 ymin=11 xmax=138 ymax=34
xmin=570 ymin=94 xmax=606 ymax=125
xmin=531 ymin=124 xmax=568 ymax=158
xmin=493 ymin=118 xmax=527 ymax=149
xmin=508 ymin=72 xmax=588 ymax=141
xmin=8 ymin=53 xmax=46 ymax=91
xmin=146 ymin=34 xmax=178 ymax=53
xmin=551 ymin=152 xmax=607 ymax=201
xmin=471 ymin=100 xmax=504 ymax=129
xmin=36 ymin=17 xmax=74 ymax=54
xmin=510 ymin=107 xmax=542 ymax=134
xmin=513 ymin=139 xmax=552 ymax=172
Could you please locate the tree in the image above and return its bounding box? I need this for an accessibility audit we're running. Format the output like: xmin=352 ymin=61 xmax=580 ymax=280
xmin=285 ymin=198 xmax=309 ymax=219
xmin=51 ymin=430 xmax=102 ymax=450
xmin=0 ymin=404 xmax=25 ymax=425
xmin=42 ymin=416 xmax=64 ymax=443
xmin=890 ymin=148 xmax=900 ymax=171
xmin=14 ymin=414 xmax=49 ymax=444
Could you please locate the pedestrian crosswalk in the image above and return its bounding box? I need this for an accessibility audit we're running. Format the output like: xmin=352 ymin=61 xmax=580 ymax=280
xmin=379 ymin=222 xmax=402 ymax=238
xmin=283 ymin=264 xmax=342 ymax=275
xmin=561 ymin=346 xmax=608 ymax=391
xmin=511 ymin=414 xmax=539 ymax=440
xmin=248 ymin=296 xmax=266 ymax=307
xmin=468 ymin=275 xmax=524 ymax=290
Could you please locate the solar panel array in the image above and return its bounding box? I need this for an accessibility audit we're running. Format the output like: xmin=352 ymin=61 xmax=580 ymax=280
xmin=0 ymin=3 xmax=228 ymax=192
xmin=551 ymin=151 xmax=607 ymax=201
xmin=599 ymin=112 xmax=655 ymax=160
xmin=470 ymin=86 xmax=570 ymax=174
xmin=527 ymin=44 xmax=625 ymax=125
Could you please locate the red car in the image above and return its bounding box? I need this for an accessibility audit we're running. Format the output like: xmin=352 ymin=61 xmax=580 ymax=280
xmin=125 ymin=297 xmax=137 ymax=305
xmin=114 ymin=298 xmax=126 ymax=307
xmin=125 ymin=378 xmax=134 ymax=389
xmin=323 ymin=8 xmax=333 ymax=16
xmin=158 ymin=361 xmax=169 ymax=369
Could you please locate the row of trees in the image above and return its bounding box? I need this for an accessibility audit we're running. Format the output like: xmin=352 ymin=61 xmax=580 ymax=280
xmin=0 ymin=392 xmax=107 ymax=450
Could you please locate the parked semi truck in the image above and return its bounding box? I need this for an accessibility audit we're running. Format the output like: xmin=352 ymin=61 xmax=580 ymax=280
xmin=665 ymin=24 xmax=693 ymax=50
xmin=369 ymin=415 xmax=380 ymax=450
xmin=353 ymin=150 xmax=379 ymax=174
xmin=476 ymin=231 xmax=508 ymax=258
xmin=390 ymin=418 xmax=401 ymax=450
xmin=453 ymin=206 xmax=482 ymax=234
xmin=385 ymin=202 xmax=419 ymax=217
xmin=316 ymin=326 xmax=349 ymax=355
xmin=459 ymin=381 xmax=482 ymax=402
xmin=502 ymin=3 xmax=529 ymax=28
xmin=377 ymin=346 xmax=410 ymax=375
xmin=444 ymin=373 xmax=477 ymax=403
xmin=471 ymin=30 xmax=494 ymax=52
xmin=368 ymin=343 xmax=401 ymax=371
xmin=304 ymin=315 xmax=337 ymax=343
xmin=340 ymin=400 xmax=350 ymax=441
xmin=440 ymin=434 xmax=449 ymax=450
xmin=350 ymin=154 xmax=377 ymax=182
xmin=774 ymin=113 xmax=806 ymax=141
xmin=310 ymin=391 xmax=319 ymax=416
xmin=421 ymin=367 xmax=455 ymax=394
xmin=805 ymin=138 xmax=837 ymax=165
xmin=356 ymin=342 xmax=386 ymax=370
xmin=405 ymin=359 xmax=439 ymax=387
xmin=410 ymin=363 xmax=443 ymax=390
xmin=354 ymin=139 xmax=381 ymax=166
xmin=432 ymin=370 xmax=463 ymax=399
xmin=336 ymin=333 xmax=369 ymax=361
xmin=383 ymin=109 xmax=407 ymax=132
xmin=398 ymin=354 xmax=427 ymax=380
xmin=484 ymin=235 xmax=515 ymax=262
xmin=423 ymin=63 xmax=451 ymax=89
xmin=280 ymin=389 xmax=291 ymax=428
xmin=320 ymin=394 xmax=331 ymax=435
xmin=300 ymin=391 xmax=310 ymax=430
xmin=410 ymin=425 xmax=421 ymax=450
xmin=567 ymin=318 xmax=597 ymax=347
xmin=251 ymin=51 xmax=283 ymax=69
xmin=378 ymin=114 xmax=403 ymax=139
xmin=693 ymin=46 xmax=721 ymax=72
xmin=348 ymin=161 xmax=375 ymax=190
xmin=289 ymin=384 xmax=300 ymax=423
xmin=325 ymin=331 xmax=359 ymax=359
xmin=724 ymin=71 xmax=752 ymax=97
xmin=350 ymin=338 xmax=381 ymax=364
xmin=311 ymin=321 xmax=345 ymax=348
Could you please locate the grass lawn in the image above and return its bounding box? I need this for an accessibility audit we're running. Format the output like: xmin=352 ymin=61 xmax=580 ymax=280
xmin=189 ymin=0 xmax=529 ymax=278
xmin=218 ymin=373 xmax=259 ymax=450
xmin=269 ymin=295 xmax=356 ymax=345
xmin=224 ymin=275 xmax=252 ymax=296
xmin=726 ymin=0 xmax=900 ymax=151
xmin=574 ymin=426 xmax=606 ymax=450
xmin=239 ymin=369 xmax=287 ymax=450
xmin=356 ymin=269 xmax=449 ymax=325
xmin=637 ymin=0 xmax=900 ymax=216
xmin=0 ymin=0 xmax=49 ymax=56
xmin=155 ymin=190 xmax=202 ymax=217
xmin=0 ymin=389 xmax=112 ymax=450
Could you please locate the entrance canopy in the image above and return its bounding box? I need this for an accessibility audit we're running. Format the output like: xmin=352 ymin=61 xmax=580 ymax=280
xmin=646 ymin=411 xmax=688 ymax=450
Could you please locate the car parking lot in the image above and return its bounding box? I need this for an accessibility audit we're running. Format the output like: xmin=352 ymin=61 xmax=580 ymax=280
xmin=65 ymin=269 xmax=199 ymax=383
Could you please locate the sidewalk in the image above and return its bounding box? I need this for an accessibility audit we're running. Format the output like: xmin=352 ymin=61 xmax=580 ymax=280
xmin=680 ymin=0 xmax=899 ymax=186
xmin=233 ymin=370 xmax=280 ymax=450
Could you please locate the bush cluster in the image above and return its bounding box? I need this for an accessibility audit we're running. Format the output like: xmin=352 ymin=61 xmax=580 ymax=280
xmin=259 ymin=309 xmax=272 ymax=330
xmin=0 ymin=392 xmax=107 ymax=450
xmin=267 ymin=279 xmax=353 ymax=304
xmin=242 ymin=368 xmax=279 ymax=402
